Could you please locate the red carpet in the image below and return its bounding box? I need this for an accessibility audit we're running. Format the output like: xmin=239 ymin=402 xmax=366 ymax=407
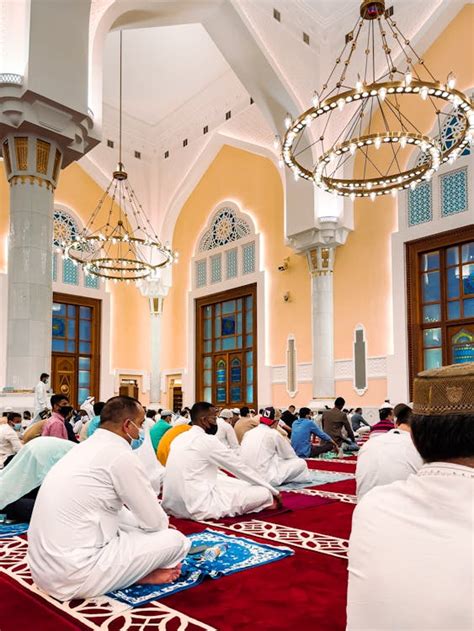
xmin=0 ymin=458 xmax=358 ymax=630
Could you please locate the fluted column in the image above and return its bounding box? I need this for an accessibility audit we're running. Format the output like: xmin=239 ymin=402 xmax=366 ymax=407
xmin=2 ymin=134 xmax=62 ymax=388
xmin=306 ymin=245 xmax=337 ymax=402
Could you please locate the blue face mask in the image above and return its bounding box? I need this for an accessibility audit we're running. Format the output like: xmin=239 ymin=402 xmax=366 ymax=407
xmin=14 ymin=423 xmax=21 ymax=431
xmin=127 ymin=421 xmax=145 ymax=450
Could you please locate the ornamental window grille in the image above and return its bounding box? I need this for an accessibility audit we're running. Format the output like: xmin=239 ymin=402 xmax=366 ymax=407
xmin=199 ymin=207 xmax=251 ymax=252
xmin=441 ymin=168 xmax=468 ymax=217
xmin=53 ymin=210 xmax=79 ymax=248
xmin=416 ymin=112 xmax=472 ymax=166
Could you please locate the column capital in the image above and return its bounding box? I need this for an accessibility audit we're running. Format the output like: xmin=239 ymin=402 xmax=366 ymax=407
xmin=0 ymin=83 xmax=99 ymax=169
xmin=139 ymin=275 xmax=171 ymax=316
xmin=286 ymin=220 xmax=350 ymax=255
xmin=306 ymin=246 xmax=336 ymax=276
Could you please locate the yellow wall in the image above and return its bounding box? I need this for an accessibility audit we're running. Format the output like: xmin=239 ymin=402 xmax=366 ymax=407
xmin=161 ymin=145 xmax=313 ymax=407
xmin=333 ymin=4 xmax=474 ymax=401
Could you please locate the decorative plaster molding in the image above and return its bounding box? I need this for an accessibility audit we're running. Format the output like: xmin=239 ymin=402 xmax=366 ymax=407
xmin=113 ymin=369 xmax=150 ymax=394
xmin=271 ymin=362 xmax=312 ymax=384
xmin=335 ymin=356 xmax=387 ymax=381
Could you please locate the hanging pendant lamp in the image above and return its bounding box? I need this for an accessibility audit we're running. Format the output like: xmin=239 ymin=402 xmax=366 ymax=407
xmin=63 ymin=30 xmax=176 ymax=281
xmin=281 ymin=0 xmax=474 ymax=200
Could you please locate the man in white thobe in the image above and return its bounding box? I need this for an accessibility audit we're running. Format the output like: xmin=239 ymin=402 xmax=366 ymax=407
xmin=162 ymin=402 xmax=281 ymax=521
xmin=355 ymin=404 xmax=423 ymax=498
xmin=32 ymin=373 xmax=49 ymax=422
xmin=28 ymin=396 xmax=190 ymax=601
xmin=241 ymin=407 xmax=310 ymax=486
xmin=216 ymin=408 xmax=239 ymax=450
xmin=347 ymin=363 xmax=474 ymax=631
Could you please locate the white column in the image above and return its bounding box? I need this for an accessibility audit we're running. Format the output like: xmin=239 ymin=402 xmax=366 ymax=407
xmin=2 ymin=134 xmax=62 ymax=388
xmin=139 ymin=274 xmax=170 ymax=408
xmin=306 ymin=246 xmax=337 ymax=403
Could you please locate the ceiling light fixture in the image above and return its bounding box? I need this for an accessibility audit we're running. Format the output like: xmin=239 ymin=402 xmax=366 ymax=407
xmin=281 ymin=0 xmax=473 ymax=198
xmin=63 ymin=31 xmax=176 ymax=281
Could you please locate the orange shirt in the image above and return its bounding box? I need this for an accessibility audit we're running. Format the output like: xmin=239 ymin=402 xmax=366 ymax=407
xmin=157 ymin=424 xmax=191 ymax=465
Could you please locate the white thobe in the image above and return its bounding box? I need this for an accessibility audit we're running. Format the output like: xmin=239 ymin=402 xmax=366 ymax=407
xmin=240 ymin=424 xmax=309 ymax=486
xmin=162 ymin=425 xmax=278 ymax=521
xmin=355 ymin=428 xmax=423 ymax=498
xmin=33 ymin=381 xmax=48 ymax=418
xmin=133 ymin=428 xmax=164 ymax=494
xmin=0 ymin=424 xmax=23 ymax=468
xmin=216 ymin=417 xmax=239 ymax=450
xmin=27 ymin=429 xmax=190 ymax=601
xmin=347 ymin=463 xmax=474 ymax=630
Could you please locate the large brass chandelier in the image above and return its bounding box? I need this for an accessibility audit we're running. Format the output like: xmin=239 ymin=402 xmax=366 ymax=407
xmin=63 ymin=31 xmax=176 ymax=281
xmin=282 ymin=0 xmax=474 ymax=200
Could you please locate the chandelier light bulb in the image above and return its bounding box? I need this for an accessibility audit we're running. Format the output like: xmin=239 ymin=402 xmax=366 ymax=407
xmin=391 ymin=188 xmax=397 ymax=198
xmin=400 ymin=136 xmax=408 ymax=149
xmin=312 ymin=91 xmax=320 ymax=108
xmin=404 ymin=70 xmax=413 ymax=86
xmin=350 ymin=192 xmax=356 ymax=201
xmin=447 ymin=72 xmax=456 ymax=89
xmin=356 ymin=74 xmax=363 ymax=93
xmin=273 ymin=134 xmax=281 ymax=150
xmin=349 ymin=143 xmax=356 ymax=155
xmin=420 ymin=86 xmax=429 ymax=100
xmin=410 ymin=181 xmax=417 ymax=190
xmin=293 ymin=170 xmax=299 ymax=181
xmin=337 ymin=98 xmax=345 ymax=111
xmin=370 ymin=192 xmax=376 ymax=202
xmin=284 ymin=113 xmax=292 ymax=129
xmin=378 ymin=87 xmax=387 ymax=101
xmin=367 ymin=181 xmax=372 ymax=190
xmin=374 ymin=136 xmax=382 ymax=150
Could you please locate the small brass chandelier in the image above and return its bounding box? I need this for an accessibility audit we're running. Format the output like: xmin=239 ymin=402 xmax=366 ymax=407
xmin=282 ymin=0 xmax=474 ymax=200
xmin=63 ymin=31 xmax=176 ymax=281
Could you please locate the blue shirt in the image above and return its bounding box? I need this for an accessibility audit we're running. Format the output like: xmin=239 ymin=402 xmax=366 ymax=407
xmin=291 ymin=418 xmax=332 ymax=458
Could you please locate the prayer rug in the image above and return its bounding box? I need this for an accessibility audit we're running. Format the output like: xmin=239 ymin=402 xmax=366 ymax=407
xmin=108 ymin=529 xmax=294 ymax=607
xmin=0 ymin=522 xmax=28 ymax=538
xmin=277 ymin=469 xmax=354 ymax=491
xmin=214 ymin=493 xmax=335 ymax=525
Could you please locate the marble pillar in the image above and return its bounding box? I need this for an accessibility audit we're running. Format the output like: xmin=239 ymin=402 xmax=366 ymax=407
xmin=140 ymin=276 xmax=170 ymax=407
xmin=306 ymin=246 xmax=337 ymax=405
xmin=2 ymin=134 xmax=62 ymax=389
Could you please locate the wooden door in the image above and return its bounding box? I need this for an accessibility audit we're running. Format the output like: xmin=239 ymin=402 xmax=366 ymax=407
xmin=52 ymin=355 xmax=76 ymax=404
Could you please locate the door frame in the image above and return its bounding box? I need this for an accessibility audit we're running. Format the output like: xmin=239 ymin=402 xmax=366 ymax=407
xmin=52 ymin=292 xmax=102 ymax=407
xmin=195 ymin=283 xmax=257 ymax=409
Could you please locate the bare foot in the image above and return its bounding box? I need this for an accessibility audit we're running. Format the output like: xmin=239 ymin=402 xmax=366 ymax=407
xmin=137 ymin=563 xmax=183 ymax=585
xmin=269 ymin=498 xmax=279 ymax=510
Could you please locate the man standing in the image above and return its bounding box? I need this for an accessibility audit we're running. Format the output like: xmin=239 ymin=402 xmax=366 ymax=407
xmin=347 ymin=363 xmax=474 ymax=630
xmin=28 ymin=396 xmax=190 ymax=601
xmin=241 ymin=407 xmax=309 ymax=485
xmin=162 ymin=402 xmax=281 ymax=521
xmin=42 ymin=395 xmax=73 ymax=440
xmin=322 ymin=398 xmax=359 ymax=452
xmin=291 ymin=407 xmax=337 ymax=458
xmin=234 ymin=406 xmax=259 ymax=444
xmin=33 ymin=373 xmax=49 ymax=422
xmin=355 ymin=404 xmax=423 ymax=498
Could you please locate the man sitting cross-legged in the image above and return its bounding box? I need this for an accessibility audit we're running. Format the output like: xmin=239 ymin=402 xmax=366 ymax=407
xmin=27 ymin=396 xmax=190 ymax=601
xmin=241 ymin=406 xmax=310 ymax=486
xmin=162 ymin=402 xmax=281 ymax=521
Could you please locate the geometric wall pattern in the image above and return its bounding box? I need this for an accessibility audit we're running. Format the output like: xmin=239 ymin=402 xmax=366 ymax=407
xmin=408 ymin=181 xmax=432 ymax=226
xmin=441 ymin=168 xmax=468 ymax=216
xmin=199 ymin=207 xmax=251 ymax=252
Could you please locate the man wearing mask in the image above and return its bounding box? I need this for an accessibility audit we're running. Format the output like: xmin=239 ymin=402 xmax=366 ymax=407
xmin=33 ymin=373 xmax=49 ymax=423
xmin=28 ymin=396 xmax=189 ymax=601
xmin=162 ymin=402 xmax=281 ymax=521
xmin=42 ymin=395 xmax=74 ymax=441
xmin=0 ymin=412 xmax=23 ymax=468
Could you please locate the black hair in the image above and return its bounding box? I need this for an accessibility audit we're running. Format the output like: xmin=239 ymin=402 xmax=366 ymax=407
xmin=354 ymin=407 xmax=362 ymax=414
xmin=7 ymin=412 xmax=21 ymax=422
xmin=334 ymin=397 xmax=345 ymax=409
xmin=40 ymin=373 xmax=49 ymax=381
xmin=259 ymin=408 xmax=264 ymax=415
xmin=51 ymin=393 xmax=69 ymax=408
xmin=100 ymin=395 xmax=141 ymax=425
xmin=93 ymin=401 xmax=106 ymax=416
xmin=146 ymin=409 xmax=157 ymax=418
xmin=289 ymin=405 xmax=296 ymax=410
xmin=190 ymin=401 xmax=214 ymax=423
xmin=411 ymin=414 xmax=474 ymax=462
xmin=379 ymin=407 xmax=393 ymax=421
xmin=240 ymin=406 xmax=250 ymax=417
xmin=23 ymin=410 xmax=32 ymax=418
xmin=395 ymin=405 xmax=412 ymax=426
xmin=299 ymin=407 xmax=311 ymax=418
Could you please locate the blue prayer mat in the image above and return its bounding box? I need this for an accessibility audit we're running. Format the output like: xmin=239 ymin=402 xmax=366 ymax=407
xmin=108 ymin=529 xmax=294 ymax=607
xmin=277 ymin=470 xmax=354 ymax=491
xmin=0 ymin=522 xmax=29 ymax=538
